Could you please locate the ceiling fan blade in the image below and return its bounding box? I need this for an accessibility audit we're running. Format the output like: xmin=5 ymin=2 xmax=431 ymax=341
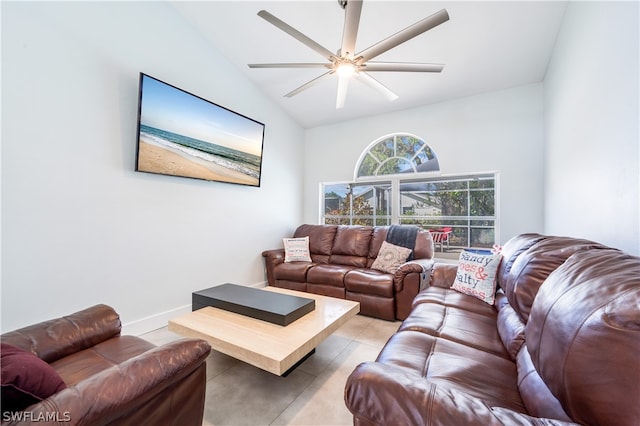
xmin=336 ymin=75 xmax=350 ymax=109
xmin=356 ymin=72 xmax=399 ymax=102
xmin=357 ymin=9 xmax=449 ymax=63
xmin=284 ymin=71 xmax=332 ymax=98
xmin=340 ymin=0 xmax=363 ymax=59
xmin=363 ymin=62 xmax=445 ymax=72
xmin=249 ymin=63 xmax=330 ymax=69
xmin=258 ymin=10 xmax=335 ymax=61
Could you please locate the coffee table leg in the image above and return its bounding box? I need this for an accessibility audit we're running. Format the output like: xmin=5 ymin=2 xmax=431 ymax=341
xmin=282 ymin=349 xmax=316 ymax=377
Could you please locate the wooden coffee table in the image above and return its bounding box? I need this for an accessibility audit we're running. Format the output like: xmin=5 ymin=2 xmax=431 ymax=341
xmin=168 ymin=286 xmax=360 ymax=376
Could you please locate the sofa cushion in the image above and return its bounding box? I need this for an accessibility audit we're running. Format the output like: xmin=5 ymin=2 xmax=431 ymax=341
xmin=495 ymin=295 xmax=526 ymax=361
xmin=273 ymin=262 xmax=314 ymax=282
xmin=306 ymin=264 xmax=356 ymax=286
xmin=399 ymin=303 xmax=509 ymax=359
xmin=500 ymin=236 xmax=608 ymax=323
xmin=0 ymin=304 xmax=122 ymax=364
xmin=50 ymin=336 xmax=156 ymax=386
xmin=515 ymin=344 xmax=572 ymax=421
xmin=367 ymin=226 xmax=388 ymax=260
xmin=283 ymin=237 xmax=312 ymax=262
xmin=346 ymin=291 xmax=395 ymax=321
xmin=329 ymin=226 xmax=372 ymax=267
xmin=371 ymin=241 xmax=412 ymax=274
xmin=376 ymin=330 xmax=525 ymax=412
xmin=496 ymin=233 xmax=546 ymax=288
xmin=451 ymin=249 xmax=501 ymax=305
xmin=1 ymin=343 xmax=67 ymax=413
xmin=414 ymin=229 xmax=435 ymax=260
xmin=413 ymin=286 xmax=498 ymax=318
xmin=344 ymin=269 xmax=394 ymax=297
xmin=526 ymin=249 xmax=640 ymax=426
xmin=293 ymin=224 xmax=337 ymax=256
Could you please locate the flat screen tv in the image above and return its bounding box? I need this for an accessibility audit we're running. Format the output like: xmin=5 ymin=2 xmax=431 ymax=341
xmin=135 ymin=73 xmax=265 ymax=187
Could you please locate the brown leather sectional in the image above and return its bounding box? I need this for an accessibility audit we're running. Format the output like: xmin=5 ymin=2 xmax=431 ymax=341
xmin=1 ymin=304 xmax=211 ymax=426
xmin=262 ymin=224 xmax=435 ymax=321
xmin=345 ymin=233 xmax=640 ymax=425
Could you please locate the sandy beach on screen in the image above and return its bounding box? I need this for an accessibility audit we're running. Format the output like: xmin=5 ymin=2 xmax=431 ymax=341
xmin=137 ymin=139 xmax=258 ymax=186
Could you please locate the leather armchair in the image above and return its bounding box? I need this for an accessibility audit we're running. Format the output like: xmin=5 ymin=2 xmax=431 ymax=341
xmin=1 ymin=304 xmax=211 ymax=426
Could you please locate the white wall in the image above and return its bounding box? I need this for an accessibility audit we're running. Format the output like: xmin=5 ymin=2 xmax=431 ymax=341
xmin=1 ymin=2 xmax=304 ymax=333
xmin=303 ymin=84 xmax=545 ymax=243
xmin=544 ymin=1 xmax=639 ymax=255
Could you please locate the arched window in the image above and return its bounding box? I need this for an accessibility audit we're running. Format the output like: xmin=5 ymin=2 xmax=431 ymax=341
xmin=355 ymin=133 xmax=439 ymax=178
xmin=321 ymin=132 xmax=499 ymax=255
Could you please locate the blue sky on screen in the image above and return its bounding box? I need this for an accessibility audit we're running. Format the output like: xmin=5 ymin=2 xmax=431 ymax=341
xmin=140 ymin=75 xmax=263 ymax=156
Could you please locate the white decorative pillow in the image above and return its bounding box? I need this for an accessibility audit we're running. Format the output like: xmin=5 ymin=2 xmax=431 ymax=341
xmin=371 ymin=241 xmax=412 ymax=274
xmin=452 ymin=249 xmax=502 ymax=305
xmin=283 ymin=237 xmax=312 ymax=262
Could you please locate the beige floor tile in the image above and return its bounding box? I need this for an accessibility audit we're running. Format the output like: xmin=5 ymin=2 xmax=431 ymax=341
xmin=296 ymin=333 xmax=352 ymax=376
xmin=203 ymin=362 xmax=315 ymax=426
xmin=353 ymin=319 xmax=400 ymax=349
xmin=139 ymin=327 xmax=182 ymax=346
xmin=271 ymin=341 xmax=382 ymax=426
xmin=333 ymin=314 xmax=374 ymax=340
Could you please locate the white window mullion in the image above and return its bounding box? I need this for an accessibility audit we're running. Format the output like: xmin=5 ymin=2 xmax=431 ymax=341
xmin=391 ymin=178 xmax=400 ymax=225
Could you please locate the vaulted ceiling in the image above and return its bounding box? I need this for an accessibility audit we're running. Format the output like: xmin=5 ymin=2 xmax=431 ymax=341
xmin=171 ymin=1 xmax=567 ymax=128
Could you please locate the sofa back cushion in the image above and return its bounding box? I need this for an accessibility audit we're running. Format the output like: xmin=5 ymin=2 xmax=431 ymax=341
xmin=1 ymin=305 xmax=121 ymax=363
xmin=294 ymin=224 xmax=337 ymax=264
xmin=525 ymin=249 xmax=640 ymax=426
xmin=329 ymin=226 xmax=373 ymax=267
xmin=498 ymin=235 xmax=607 ymax=323
xmin=367 ymin=227 xmax=387 ymax=263
xmin=413 ymin=230 xmax=434 ymax=260
xmin=293 ymin=224 xmax=434 ymax=268
xmin=496 ymin=234 xmax=545 ymax=286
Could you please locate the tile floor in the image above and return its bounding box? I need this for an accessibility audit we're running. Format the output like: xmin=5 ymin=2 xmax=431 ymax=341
xmin=141 ymin=314 xmax=399 ymax=426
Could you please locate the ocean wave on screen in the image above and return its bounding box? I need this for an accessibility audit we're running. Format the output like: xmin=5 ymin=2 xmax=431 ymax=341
xmin=141 ymin=131 xmax=260 ymax=179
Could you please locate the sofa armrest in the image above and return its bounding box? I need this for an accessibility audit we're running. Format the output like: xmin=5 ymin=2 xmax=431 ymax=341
xmin=394 ymin=259 xmax=434 ymax=292
xmin=345 ymin=362 xmax=578 ymax=426
xmin=5 ymin=338 xmax=212 ymax=426
xmin=430 ymin=262 xmax=458 ymax=289
xmin=262 ymin=248 xmax=285 ymax=262
xmin=0 ymin=305 xmax=121 ymax=363
xmin=262 ymin=249 xmax=285 ymax=285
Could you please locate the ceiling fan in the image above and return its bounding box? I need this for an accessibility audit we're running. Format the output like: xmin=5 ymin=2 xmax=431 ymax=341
xmin=248 ymin=0 xmax=449 ymax=109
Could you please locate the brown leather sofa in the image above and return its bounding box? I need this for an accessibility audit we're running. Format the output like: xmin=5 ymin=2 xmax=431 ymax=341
xmin=262 ymin=224 xmax=435 ymax=321
xmin=1 ymin=304 xmax=211 ymax=426
xmin=345 ymin=233 xmax=640 ymax=426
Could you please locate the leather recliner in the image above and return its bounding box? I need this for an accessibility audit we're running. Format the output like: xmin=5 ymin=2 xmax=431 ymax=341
xmin=345 ymin=233 xmax=640 ymax=425
xmin=263 ymin=224 xmax=435 ymax=321
xmin=1 ymin=304 xmax=211 ymax=426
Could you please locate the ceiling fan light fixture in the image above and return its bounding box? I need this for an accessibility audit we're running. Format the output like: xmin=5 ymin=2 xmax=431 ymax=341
xmin=251 ymin=2 xmax=448 ymax=107
xmin=335 ymin=62 xmax=356 ymax=78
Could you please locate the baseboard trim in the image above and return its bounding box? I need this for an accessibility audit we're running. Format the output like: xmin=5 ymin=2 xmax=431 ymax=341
xmin=122 ymin=281 xmax=267 ymax=336
xmin=122 ymin=304 xmax=191 ymax=336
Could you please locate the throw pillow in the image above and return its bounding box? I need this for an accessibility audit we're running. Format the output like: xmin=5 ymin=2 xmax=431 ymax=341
xmin=283 ymin=236 xmax=312 ymax=262
xmin=371 ymin=241 xmax=412 ymax=274
xmin=1 ymin=343 xmax=66 ymax=414
xmin=452 ymin=249 xmax=502 ymax=305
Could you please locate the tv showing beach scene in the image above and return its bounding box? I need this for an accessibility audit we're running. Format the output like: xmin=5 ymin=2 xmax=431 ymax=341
xmin=135 ymin=73 xmax=265 ymax=186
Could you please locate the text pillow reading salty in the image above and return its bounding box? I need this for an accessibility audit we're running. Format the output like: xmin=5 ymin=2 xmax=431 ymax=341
xmin=283 ymin=236 xmax=312 ymax=262
xmin=371 ymin=241 xmax=412 ymax=274
xmin=452 ymin=249 xmax=502 ymax=305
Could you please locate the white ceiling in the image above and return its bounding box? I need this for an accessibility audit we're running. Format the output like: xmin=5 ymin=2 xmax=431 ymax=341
xmin=171 ymin=1 xmax=567 ymax=128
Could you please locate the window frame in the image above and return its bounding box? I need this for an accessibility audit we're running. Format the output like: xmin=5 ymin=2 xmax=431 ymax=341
xmin=320 ymin=171 xmax=500 ymax=251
